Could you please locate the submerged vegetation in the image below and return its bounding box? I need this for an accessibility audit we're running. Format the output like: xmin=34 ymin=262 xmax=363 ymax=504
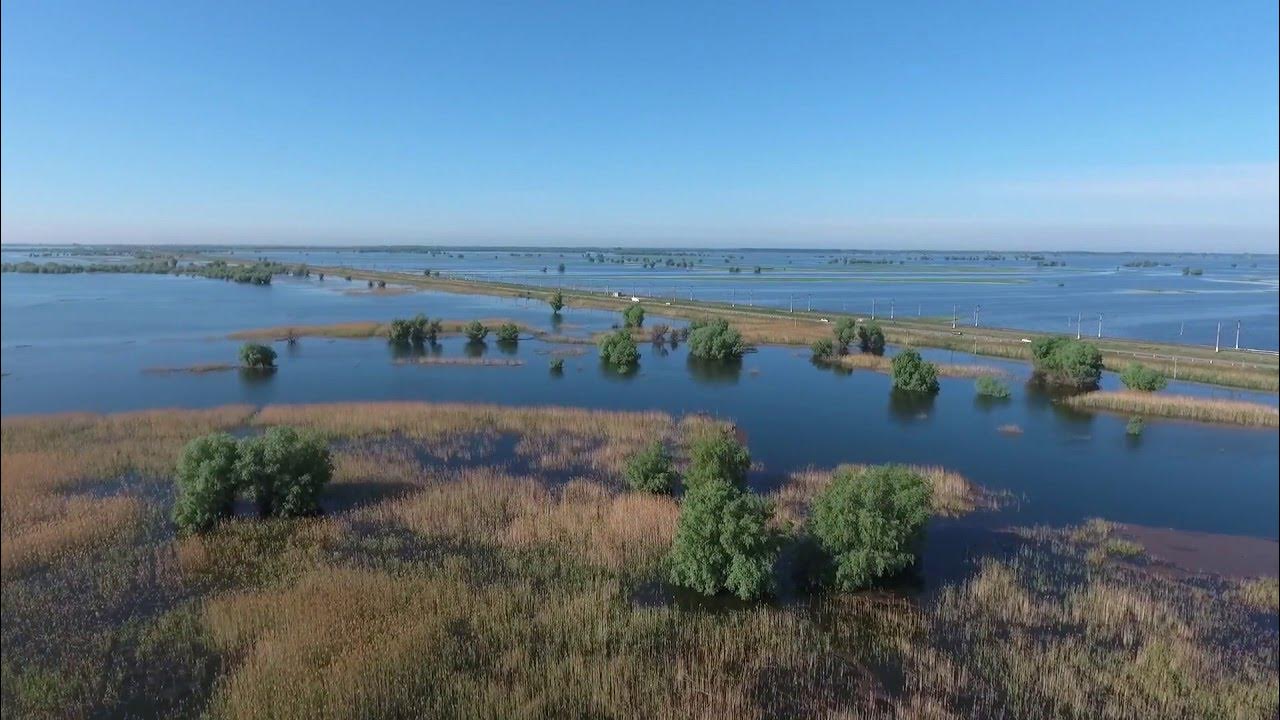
xmin=1031 ymin=336 xmax=1104 ymax=389
xmin=686 ymin=318 xmax=748 ymax=360
xmin=237 ymin=343 xmax=277 ymax=370
xmin=0 ymin=403 xmax=1274 ymax=719
xmin=889 ymin=349 xmax=940 ymax=393
xmin=1120 ymin=362 xmax=1168 ymax=392
xmin=598 ymin=329 xmax=639 ymax=371
xmin=975 ymin=374 xmax=1011 ymax=398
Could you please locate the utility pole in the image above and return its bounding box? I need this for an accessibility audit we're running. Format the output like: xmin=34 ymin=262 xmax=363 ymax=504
xmin=1097 ymin=313 xmax=1103 ymax=339
xmin=889 ymin=299 xmax=895 ymax=320
xmin=1179 ymin=321 xmax=1184 ymax=337
xmin=1077 ymin=313 xmax=1082 ymax=340
xmin=872 ymin=299 xmax=876 ymax=319
xmin=974 ymin=305 xmax=981 ymax=327
xmin=789 ymin=294 xmax=794 ymax=313
xmin=806 ymin=294 xmax=812 ymax=312
xmin=952 ymin=305 xmax=957 ymax=329
xmin=917 ymin=303 xmax=921 ymax=317
xmin=1235 ymin=321 xmax=1241 ymax=350
xmin=1215 ymin=322 xmax=1221 ymax=353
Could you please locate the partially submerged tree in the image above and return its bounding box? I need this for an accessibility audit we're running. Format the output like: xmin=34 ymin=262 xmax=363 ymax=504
xmin=834 ymin=318 xmax=858 ymax=354
xmin=687 ymin=318 xmax=748 ymax=360
xmin=811 ymin=337 xmax=836 ymax=360
xmin=1119 ymin=363 xmax=1167 ymax=392
xmin=464 ymin=320 xmax=489 ymax=342
xmin=622 ymin=304 xmax=645 ymax=328
xmin=810 ymin=465 xmax=932 ymax=591
xmin=548 ymin=289 xmax=565 ymax=314
xmin=1030 ymin=337 xmax=1104 ymax=389
xmin=598 ymin=329 xmax=639 ymax=370
xmin=857 ymin=321 xmax=886 ymax=355
xmin=975 ymin=375 xmax=1011 ymax=398
xmin=239 ymin=343 xmax=277 ymax=369
xmin=890 ymin=349 xmax=940 ymax=393
xmin=495 ymin=322 xmax=520 ymax=344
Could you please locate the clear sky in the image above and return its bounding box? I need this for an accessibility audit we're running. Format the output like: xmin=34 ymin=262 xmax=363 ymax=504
xmin=2 ymin=1 xmax=1277 ymax=250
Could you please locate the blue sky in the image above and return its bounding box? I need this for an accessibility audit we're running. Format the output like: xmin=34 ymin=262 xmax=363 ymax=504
xmin=2 ymin=1 xmax=1277 ymax=250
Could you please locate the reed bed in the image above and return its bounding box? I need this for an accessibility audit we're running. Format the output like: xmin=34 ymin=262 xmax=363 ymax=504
xmin=229 ymin=319 xmax=535 ymax=341
xmin=1062 ymin=391 xmax=1279 ymax=427
xmin=393 ymin=357 xmax=524 ymax=367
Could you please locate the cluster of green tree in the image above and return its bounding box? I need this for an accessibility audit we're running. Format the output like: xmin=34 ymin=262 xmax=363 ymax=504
xmin=239 ymin=343 xmax=277 ymax=369
xmin=548 ymin=289 xmax=565 ymax=314
xmin=495 ymin=322 xmax=520 ymax=344
xmin=1036 ymin=260 xmax=1067 ymax=267
xmin=387 ymin=314 xmax=442 ymax=345
xmin=649 ymin=430 xmax=933 ymax=600
xmin=622 ymin=304 xmax=645 ymax=328
xmin=811 ymin=318 xmax=885 ymax=360
xmin=598 ymin=329 xmax=639 ymax=370
xmin=1122 ymin=260 xmax=1162 ymax=268
xmin=187 ymin=260 xmax=286 ymax=284
xmin=687 ymin=318 xmax=748 ymax=360
xmin=464 ymin=321 xmax=489 ymax=342
xmin=173 ymin=427 xmax=333 ymax=533
xmin=1119 ymin=362 xmax=1167 ymax=392
xmin=1030 ymin=337 xmax=1104 ymax=389
xmin=1 ymin=259 xmax=180 ymax=275
xmin=827 ymin=257 xmax=896 ymax=265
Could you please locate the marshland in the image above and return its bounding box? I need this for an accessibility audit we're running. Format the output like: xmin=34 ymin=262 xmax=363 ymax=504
xmin=2 ymin=249 xmax=1278 ymax=719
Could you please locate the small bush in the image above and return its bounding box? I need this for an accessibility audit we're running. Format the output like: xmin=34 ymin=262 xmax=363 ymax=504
xmin=685 ymin=428 xmax=750 ymax=490
xmin=687 ymin=318 xmax=747 ymax=360
xmin=975 ymin=375 xmax=1011 ymax=398
xmin=549 ymin=358 xmax=565 ymax=373
xmin=668 ymin=478 xmax=776 ymax=600
xmin=1120 ymin=363 xmax=1167 ymax=392
xmin=810 ymin=465 xmax=932 ymax=591
xmin=857 ymin=322 xmax=886 ymax=355
xmin=624 ymin=441 xmax=677 ymax=494
xmin=235 ymin=427 xmax=333 ymax=519
xmin=239 ymin=343 xmax=277 ymax=369
xmin=811 ymin=337 xmax=836 ymax=360
xmin=387 ymin=318 xmax=413 ymax=345
xmin=598 ymin=329 xmax=639 ymax=370
xmin=464 ymin=320 xmax=489 ymax=342
xmin=495 ymin=323 xmax=520 ymax=344
xmin=890 ymin=349 xmax=939 ymax=393
xmin=1126 ymin=416 xmax=1146 ymax=436
xmin=548 ymin=290 xmax=565 ymax=314
xmin=623 ymin=304 xmax=645 ymax=328
xmin=650 ymin=324 xmax=670 ymax=344
xmin=173 ymin=433 xmax=241 ymax=534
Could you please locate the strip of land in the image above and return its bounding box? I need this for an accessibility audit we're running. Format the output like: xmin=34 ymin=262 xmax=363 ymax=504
xmin=209 ymin=258 xmax=1279 ymax=392
xmin=1062 ymin=391 xmax=1279 ymax=428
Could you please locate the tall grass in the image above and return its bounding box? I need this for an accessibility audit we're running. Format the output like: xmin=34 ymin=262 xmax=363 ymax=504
xmin=772 ymin=463 xmax=983 ymax=521
xmin=1062 ymin=391 xmax=1279 ymax=427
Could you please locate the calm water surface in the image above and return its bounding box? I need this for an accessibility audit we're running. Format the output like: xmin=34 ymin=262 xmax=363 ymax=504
xmin=3 ymin=272 xmax=1277 ymax=540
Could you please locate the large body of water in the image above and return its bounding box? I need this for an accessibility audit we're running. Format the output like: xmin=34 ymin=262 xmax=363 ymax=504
xmin=6 ymin=245 xmax=1279 ymax=350
xmin=3 ymin=269 xmax=1276 ymax=542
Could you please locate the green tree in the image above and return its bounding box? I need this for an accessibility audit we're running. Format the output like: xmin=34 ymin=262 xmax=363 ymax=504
xmin=549 ymin=358 xmax=565 ymax=373
xmin=235 ymin=427 xmax=333 ymax=519
xmin=239 ymin=343 xmax=277 ymax=369
xmin=495 ymin=322 xmax=520 ymax=344
xmin=557 ymin=263 xmax=566 ymax=273
xmin=834 ymin=318 xmax=858 ymax=354
xmin=1126 ymin=416 xmax=1146 ymax=436
xmin=810 ymin=465 xmax=932 ymax=591
xmin=685 ymin=428 xmax=750 ymax=490
xmin=624 ymin=441 xmax=677 ymax=494
xmin=668 ymin=478 xmax=776 ymax=600
xmin=387 ymin=318 xmax=413 ymax=344
xmin=548 ymin=289 xmax=565 ymax=314
xmin=464 ymin=320 xmax=489 ymax=342
xmin=1119 ymin=363 xmax=1167 ymax=392
xmin=975 ymin=375 xmax=1011 ymax=398
xmin=173 ymin=433 xmax=241 ymax=534
xmin=1030 ymin=337 xmax=1104 ymax=388
xmin=857 ymin=321 xmax=886 ymax=355
xmin=810 ymin=337 xmax=836 ymax=360
xmin=687 ymin=318 xmax=748 ymax=360
xmin=598 ymin=329 xmax=639 ymax=370
xmin=890 ymin=349 xmax=940 ymax=393
xmin=623 ymin=304 xmax=645 ymax=328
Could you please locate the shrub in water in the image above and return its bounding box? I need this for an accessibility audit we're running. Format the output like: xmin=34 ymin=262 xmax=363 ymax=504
xmin=975 ymin=375 xmax=1011 ymax=398
xmin=688 ymin=318 xmax=748 ymax=360
xmin=668 ymin=478 xmax=776 ymax=600
xmin=1119 ymin=362 xmax=1167 ymax=392
xmin=1126 ymin=416 xmax=1146 ymax=436
xmin=622 ymin=304 xmax=645 ymax=328
xmin=598 ymin=329 xmax=639 ymax=370
xmin=548 ymin=289 xmax=565 ymax=314
xmin=685 ymin=428 xmax=750 ymax=490
xmin=834 ymin=318 xmax=859 ymax=354
xmin=495 ymin=322 xmax=520 ymax=344
xmin=387 ymin=318 xmax=413 ymax=345
xmin=173 ymin=433 xmax=241 ymax=534
xmin=235 ymin=427 xmax=333 ymax=519
xmin=624 ymin=440 xmax=677 ymax=494
xmin=811 ymin=337 xmax=836 ymax=360
xmin=239 ymin=343 xmax=277 ymax=369
xmin=464 ymin=320 xmax=489 ymax=342
xmin=1030 ymin=336 xmax=1103 ymax=389
xmin=810 ymin=465 xmax=932 ymax=591
xmin=549 ymin=358 xmax=565 ymax=373
xmin=890 ymin=349 xmax=940 ymax=393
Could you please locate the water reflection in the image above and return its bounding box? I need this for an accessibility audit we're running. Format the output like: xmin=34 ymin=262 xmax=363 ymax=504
xmin=463 ymin=340 xmax=488 ymax=358
xmin=237 ymin=367 xmax=276 ymax=386
xmin=388 ymin=341 xmax=442 ymax=361
xmin=597 ymin=360 xmax=640 ymax=382
xmin=1023 ymin=380 xmax=1095 ymax=431
xmin=687 ymin=357 xmax=742 ymax=385
xmin=973 ymin=394 xmax=1011 ymax=413
xmin=887 ymin=389 xmax=936 ymax=425
xmin=495 ymin=340 xmax=519 ymax=356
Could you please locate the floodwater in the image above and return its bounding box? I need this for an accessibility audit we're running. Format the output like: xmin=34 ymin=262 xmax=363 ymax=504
xmin=3 ymin=270 xmax=1276 ymax=544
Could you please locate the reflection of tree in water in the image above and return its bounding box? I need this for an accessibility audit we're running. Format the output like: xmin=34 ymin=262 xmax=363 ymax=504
xmin=887 ymin=389 xmax=935 ymax=425
xmin=687 ymin=357 xmax=742 ymax=385
xmin=1024 ymin=378 xmax=1095 ymax=431
xmin=495 ymin=340 xmax=519 ymax=356
xmin=463 ymin=340 xmax=488 ymax=358
xmin=548 ymin=313 xmax=564 ymax=332
xmin=598 ymin=359 xmax=640 ymax=382
xmin=237 ymin=367 xmax=277 ymax=387
xmin=973 ymin=393 xmax=1011 ymax=413
xmin=809 ymin=357 xmax=852 ymax=377
xmin=388 ymin=341 xmax=443 ymax=361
